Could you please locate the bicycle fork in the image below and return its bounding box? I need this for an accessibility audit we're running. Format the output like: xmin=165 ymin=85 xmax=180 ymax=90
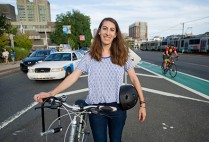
xmin=77 ymin=114 xmax=89 ymax=142
xmin=68 ymin=114 xmax=89 ymax=142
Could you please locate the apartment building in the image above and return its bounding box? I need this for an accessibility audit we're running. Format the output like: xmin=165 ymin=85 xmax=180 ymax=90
xmin=129 ymin=21 xmax=148 ymax=48
xmin=0 ymin=4 xmax=16 ymax=21
xmin=129 ymin=22 xmax=148 ymax=41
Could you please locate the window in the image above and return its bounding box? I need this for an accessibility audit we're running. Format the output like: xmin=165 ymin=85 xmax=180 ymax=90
xmin=72 ymin=53 xmax=77 ymax=60
xmin=181 ymin=40 xmax=184 ymax=47
xmin=62 ymin=53 xmax=71 ymax=61
xmin=189 ymin=39 xmax=200 ymax=44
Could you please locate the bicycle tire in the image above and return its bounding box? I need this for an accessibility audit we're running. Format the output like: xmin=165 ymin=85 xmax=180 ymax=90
xmin=169 ymin=63 xmax=177 ymax=78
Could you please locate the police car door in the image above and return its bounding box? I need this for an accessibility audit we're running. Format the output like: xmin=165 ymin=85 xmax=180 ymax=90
xmin=72 ymin=52 xmax=80 ymax=68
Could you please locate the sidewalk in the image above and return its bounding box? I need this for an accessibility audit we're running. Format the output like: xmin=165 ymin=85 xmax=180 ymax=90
xmin=0 ymin=61 xmax=21 ymax=76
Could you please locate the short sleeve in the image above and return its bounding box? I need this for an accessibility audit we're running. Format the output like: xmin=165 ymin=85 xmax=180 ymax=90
xmin=76 ymin=53 xmax=91 ymax=73
xmin=124 ymin=56 xmax=134 ymax=72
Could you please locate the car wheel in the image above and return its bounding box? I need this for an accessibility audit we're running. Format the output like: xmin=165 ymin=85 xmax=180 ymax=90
xmin=65 ymin=67 xmax=72 ymax=78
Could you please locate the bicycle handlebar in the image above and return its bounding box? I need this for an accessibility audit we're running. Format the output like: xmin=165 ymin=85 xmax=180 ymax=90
xmin=35 ymin=95 xmax=117 ymax=113
xmin=35 ymin=95 xmax=117 ymax=136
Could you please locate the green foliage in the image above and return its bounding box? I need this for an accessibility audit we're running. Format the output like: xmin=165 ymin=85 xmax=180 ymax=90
xmin=204 ymin=32 xmax=209 ymax=36
xmin=13 ymin=47 xmax=29 ymax=60
xmin=0 ymin=34 xmax=9 ymax=49
xmin=50 ymin=10 xmax=92 ymax=49
xmin=68 ymin=38 xmax=76 ymax=50
xmin=0 ymin=14 xmax=13 ymax=36
xmin=14 ymin=34 xmax=32 ymax=51
xmin=0 ymin=47 xmax=29 ymax=63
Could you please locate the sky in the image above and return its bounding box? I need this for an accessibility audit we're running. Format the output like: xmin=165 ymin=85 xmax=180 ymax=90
xmin=1 ymin=0 xmax=209 ymax=39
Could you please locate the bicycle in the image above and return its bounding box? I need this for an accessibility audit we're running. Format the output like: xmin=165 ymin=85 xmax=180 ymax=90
xmin=35 ymin=95 xmax=117 ymax=142
xmin=161 ymin=56 xmax=178 ymax=78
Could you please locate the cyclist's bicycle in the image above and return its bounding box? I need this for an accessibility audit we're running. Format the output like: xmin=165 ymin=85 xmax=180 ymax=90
xmin=35 ymin=95 xmax=117 ymax=142
xmin=161 ymin=56 xmax=178 ymax=78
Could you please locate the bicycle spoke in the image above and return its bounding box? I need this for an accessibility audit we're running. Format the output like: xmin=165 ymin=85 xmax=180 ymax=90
xmin=169 ymin=64 xmax=177 ymax=78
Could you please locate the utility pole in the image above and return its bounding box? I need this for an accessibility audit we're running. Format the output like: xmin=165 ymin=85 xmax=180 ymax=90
xmin=45 ymin=29 xmax=48 ymax=49
xmin=182 ymin=22 xmax=184 ymax=38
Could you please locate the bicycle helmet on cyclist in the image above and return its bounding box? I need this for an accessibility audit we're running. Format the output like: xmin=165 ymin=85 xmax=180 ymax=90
xmin=169 ymin=44 xmax=175 ymax=49
xmin=119 ymin=84 xmax=138 ymax=110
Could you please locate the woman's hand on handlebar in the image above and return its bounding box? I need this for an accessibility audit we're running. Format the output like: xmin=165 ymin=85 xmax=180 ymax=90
xmin=34 ymin=92 xmax=51 ymax=103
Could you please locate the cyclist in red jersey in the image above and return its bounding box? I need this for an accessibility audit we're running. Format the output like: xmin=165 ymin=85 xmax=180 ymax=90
xmin=162 ymin=44 xmax=178 ymax=73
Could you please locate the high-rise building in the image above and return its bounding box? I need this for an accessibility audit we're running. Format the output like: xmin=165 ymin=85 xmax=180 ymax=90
xmin=16 ymin=0 xmax=51 ymax=22
xmin=0 ymin=4 xmax=16 ymax=21
xmin=129 ymin=22 xmax=148 ymax=41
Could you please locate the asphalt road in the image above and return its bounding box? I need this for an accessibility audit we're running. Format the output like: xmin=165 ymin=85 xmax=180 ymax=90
xmin=0 ymin=50 xmax=209 ymax=142
xmin=137 ymin=50 xmax=209 ymax=80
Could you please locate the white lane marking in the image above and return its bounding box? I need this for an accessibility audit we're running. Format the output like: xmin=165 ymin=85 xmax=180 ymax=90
xmin=137 ymin=65 xmax=209 ymax=100
xmin=0 ymin=102 xmax=37 ymax=130
xmin=142 ymin=87 xmax=209 ymax=104
xmin=56 ymin=88 xmax=89 ymax=97
xmin=1 ymin=85 xmax=209 ymax=131
xmin=162 ymin=123 xmax=174 ymax=130
xmin=80 ymin=75 xmax=88 ymax=78
xmin=0 ymin=88 xmax=89 ymax=130
xmin=178 ymin=71 xmax=209 ymax=83
xmin=135 ymin=73 xmax=163 ymax=78
xmin=139 ymin=61 xmax=209 ymax=83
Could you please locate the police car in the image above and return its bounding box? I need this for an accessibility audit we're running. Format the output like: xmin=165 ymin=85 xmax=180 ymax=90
xmin=27 ymin=51 xmax=83 ymax=80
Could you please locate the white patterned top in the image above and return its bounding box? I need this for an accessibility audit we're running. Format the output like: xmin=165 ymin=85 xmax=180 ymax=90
xmin=76 ymin=53 xmax=133 ymax=104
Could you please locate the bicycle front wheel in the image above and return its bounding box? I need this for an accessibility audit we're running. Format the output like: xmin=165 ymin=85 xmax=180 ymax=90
xmin=169 ymin=64 xmax=177 ymax=78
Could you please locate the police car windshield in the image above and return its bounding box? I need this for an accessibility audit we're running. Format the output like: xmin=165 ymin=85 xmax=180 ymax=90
xmin=45 ymin=53 xmax=71 ymax=61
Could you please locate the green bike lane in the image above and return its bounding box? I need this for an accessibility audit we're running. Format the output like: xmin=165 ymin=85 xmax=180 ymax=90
xmin=137 ymin=61 xmax=209 ymax=98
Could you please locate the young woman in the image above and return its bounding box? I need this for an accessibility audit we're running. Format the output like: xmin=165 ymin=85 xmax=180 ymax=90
xmin=34 ymin=17 xmax=146 ymax=142
xmin=2 ymin=48 xmax=9 ymax=64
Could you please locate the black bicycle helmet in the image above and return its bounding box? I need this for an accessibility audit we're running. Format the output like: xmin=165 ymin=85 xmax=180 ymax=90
xmin=119 ymin=85 xmax=138 ymax=110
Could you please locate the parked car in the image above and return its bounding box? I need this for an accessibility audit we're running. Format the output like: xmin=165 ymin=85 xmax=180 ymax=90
xmin=80 ymin=47 xmax=89 ymax=54
xmin=20 ymin=49 xmax=56 ymax=73
xmin=27 ymin=51 xmax=82 ymax=80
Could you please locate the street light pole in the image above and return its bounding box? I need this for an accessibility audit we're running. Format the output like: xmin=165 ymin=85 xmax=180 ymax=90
xmin=182 ymin=22 xmax=184 ymax=38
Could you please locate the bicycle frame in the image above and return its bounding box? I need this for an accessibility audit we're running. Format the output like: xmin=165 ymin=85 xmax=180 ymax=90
xmin=68 ymin=111 xmax=89 ymax=142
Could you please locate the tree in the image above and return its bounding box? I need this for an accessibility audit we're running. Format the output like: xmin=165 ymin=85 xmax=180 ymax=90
xmin=14 ymin=34 xmax=32 ymax=50
xmin=50 ymin=10 xmax=92 ymax=49
xmin=0 ymin=14 xmax=13 ymax=36
xmin=0 ymin=34 xmax=9 ymax=48
xmin=0 ymin=14 xmax=17 ymax=50
xmin=204 ymin=32 xmax=209 ymax=36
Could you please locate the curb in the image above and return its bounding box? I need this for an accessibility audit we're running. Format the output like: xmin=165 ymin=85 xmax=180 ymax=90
xmin=0 ymin=67 xmax=20 ymax=76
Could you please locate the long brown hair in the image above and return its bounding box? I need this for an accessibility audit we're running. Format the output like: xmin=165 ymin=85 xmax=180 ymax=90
xmin=89 ymin=17 xmax=128 ymax=66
